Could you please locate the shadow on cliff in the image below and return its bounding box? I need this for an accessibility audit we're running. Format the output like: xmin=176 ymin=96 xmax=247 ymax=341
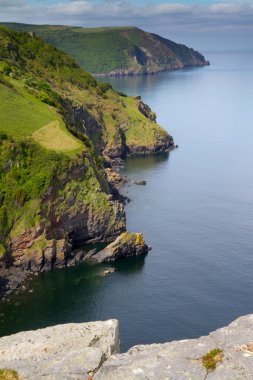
xmin=0 ymin=255 xmax=147 ymax=338
xmin=110 ymin=254 xmax=147 ymax=275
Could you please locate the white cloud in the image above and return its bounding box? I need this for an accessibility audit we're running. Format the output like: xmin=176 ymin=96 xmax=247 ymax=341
xmin=0 ymin=1 xmax=252 ymax=49
xmin=0 ymin=0 xmax=26 ymax=8
xmin=209 ymin=3 xmax=252 ymax=14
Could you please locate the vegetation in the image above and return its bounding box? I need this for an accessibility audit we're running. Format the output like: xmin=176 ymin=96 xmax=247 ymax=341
xmin=0 ymin=26 xmax=171 ymax=260
xmin=0 ymin=26 xmax=169 ymax=152
xmin=202 ymin=349 xmax=223 ymax=372
xmin=0 ymin=369 xmax=19 ymax=380
xmin=0 ymin=135 xmax=70 ymax=241
xmin=0 ymin=23 xmax=209 ymax=75
xmin=31 ymin=121 xmax=83 ymax=153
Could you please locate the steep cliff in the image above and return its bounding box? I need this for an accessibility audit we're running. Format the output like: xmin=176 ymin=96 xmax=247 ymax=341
xmin=0 ymin=23 xmax=210 ymax=76
xmin=0 ymin=26 xmax=173 ymax=276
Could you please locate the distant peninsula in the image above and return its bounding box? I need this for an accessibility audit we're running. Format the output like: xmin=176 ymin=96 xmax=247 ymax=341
xmin=0 ymin=23 xmax=210 ymax=76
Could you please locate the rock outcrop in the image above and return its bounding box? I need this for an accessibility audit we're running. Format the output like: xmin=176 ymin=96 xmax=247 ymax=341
xmin=95 ymin=314 xmax=253 ymax=379
xmin=137 ymin=99 xmax=156 ymax=122
xmin=4 ymin=157 xmax=126 ymax=274
xmin=1 ymin=315 xmax=253 ymax=379
xmin=91 ymin=232 xmax=150 ymax=263
xmin=0 ymin=320 xmax=119 ymax=380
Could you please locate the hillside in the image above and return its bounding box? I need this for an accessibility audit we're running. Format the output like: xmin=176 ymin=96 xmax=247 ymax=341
xmin=0 ymin=26 xmax=173 ymax=278
xmin=0 ymin=23 xmax=209 ymax=75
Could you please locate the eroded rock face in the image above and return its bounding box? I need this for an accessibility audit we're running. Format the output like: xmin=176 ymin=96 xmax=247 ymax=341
xmin=0 ymin=320 xmax=119 ymax=380
xmin=95 ymin=314 xmax=253 ymax=380
xmin=91 ymin=232 xmax=150 ymax=263
xmin=137 ymin=99 xmax=156 ymax=122
xmin=6 ymin=159 xmax=126 ymax=273
xmin=64 ymin=100 xmax=174 ymax=161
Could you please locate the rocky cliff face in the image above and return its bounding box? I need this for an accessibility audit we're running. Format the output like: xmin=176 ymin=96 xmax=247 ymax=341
xmin=5 ymin=155 xmax=126 ymax=273
xmin=63 ymin=98 xmax=173 ymax=162
xmin=91 ymin=232 xmax=150 ymax=263
xmin=0 ymin=27 xmax=173 ymax=289
xmin=1 ymin=315 xmax=253 ymax=379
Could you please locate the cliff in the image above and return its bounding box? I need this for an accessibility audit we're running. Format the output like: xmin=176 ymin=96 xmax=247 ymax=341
xmin=0 ymin=315 xmax=253 ymax=379
xmin=0 ymin=23 xmax=210 ymax=76
xmin=0 ymin=26 xmax=173 ymax=280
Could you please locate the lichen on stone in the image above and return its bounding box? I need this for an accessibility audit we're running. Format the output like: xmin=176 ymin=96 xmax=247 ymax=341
xmin=202 ymin=348 xmax=223 ymax=372
xmin=0 ymin=369 xmax=20 ymax=380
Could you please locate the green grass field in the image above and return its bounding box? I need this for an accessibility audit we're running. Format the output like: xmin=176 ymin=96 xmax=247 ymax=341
xmin=32 ymin=120 xmax=83 ymax=153
xmin=0 ymin=80 xmax=84 ymax=154
xmin=0 ymin=82 xmax=57 ymax=137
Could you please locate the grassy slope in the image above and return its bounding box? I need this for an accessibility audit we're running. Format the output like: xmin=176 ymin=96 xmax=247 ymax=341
xmin=0 ymin=82 xmax=56 ymax=136
xmin=0 ymin=23 xmax=208 ymax=75
xmin=0 ymin=27 xmax=105 ymax=249
xmin=0 ymin=26 xmax=170 ymax=153
xmin=0 ymin=80 xmax=84 ymax=153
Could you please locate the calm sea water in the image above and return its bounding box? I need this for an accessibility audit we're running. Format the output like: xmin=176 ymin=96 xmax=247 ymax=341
xmin=1 ymin=51 xmax=253 ymax=351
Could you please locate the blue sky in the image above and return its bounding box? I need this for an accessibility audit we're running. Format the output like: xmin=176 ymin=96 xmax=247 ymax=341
xmin=1 ymin=0 xmax=253 ymax=50
xmin=26 ymin=0 xmax=253 ymax=3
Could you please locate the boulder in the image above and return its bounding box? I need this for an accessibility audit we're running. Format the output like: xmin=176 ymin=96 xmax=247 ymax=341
xmin=133 ymin=180 xmax=147 ymax=185
xmin=91 ymin=232 xmax=150 ymax=263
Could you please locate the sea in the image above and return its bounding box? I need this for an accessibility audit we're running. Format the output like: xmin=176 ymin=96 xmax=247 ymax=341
xmin=1 ymin=50 xmax=253 ymax=352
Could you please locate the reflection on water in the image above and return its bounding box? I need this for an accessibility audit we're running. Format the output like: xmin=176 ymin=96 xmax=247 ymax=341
xmin=123 ymin=152 xmax=170 ymax=173
xmin=0 ymin=255 xmax=147 ymax=339
xmin=100 ymin=66 xmax=206 ymax=97
xmin=113 ymin=255 xmax=146 ymax=274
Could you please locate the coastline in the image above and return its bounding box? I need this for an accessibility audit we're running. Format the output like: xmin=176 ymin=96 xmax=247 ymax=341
xmin=93 ymin=61 xmax=210 ymax=78
xmin=0 ymin=314 xmax=253 ymax=379
xmin=0 ymin=144 xmax=176 ymax=300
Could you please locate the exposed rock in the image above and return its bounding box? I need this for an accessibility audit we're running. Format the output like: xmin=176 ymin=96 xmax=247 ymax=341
xmin=95 ymin=314 xmax=253 ymax=379
xmin=0 ymin=320 xmax=119 ymax=380
xmin=1 ymin=315 xmax=253 ymax=379
xmin=138 ymin=100 xmax=156 ymax=122
xmin=10 ymin=223 xmax=43 ymax=257
xmin=6 ymin=157 xmax=127 ymax=275
xmin=84 ymin=249 xmax=97 ymax=260
xmin=105 ymin=168 xmax=129 ymax=190
xmin=91 ymin=232 xmax=150 ymax=263
xmin=99 ymin=268 xmax=116 ymax=276
xmin=126 ymin=135 xmax=175 ymax=156
xmin=133 ymin=180 xmax=147 ymax=186
xmin=0 ymin=267 xmax=31 ymax=299
xmin=63 ymin=100 xmax=171 ymax=162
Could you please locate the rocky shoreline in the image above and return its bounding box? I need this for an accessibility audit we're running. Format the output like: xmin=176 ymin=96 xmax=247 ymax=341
xmin=0 ymin=228 xmax=151 ymax=299
xmin=0 ymin=143 xmax=175 ymax=300
xmin=0 ymin=314 xmax=253 ymax=379
xmin=0 ymin=267 xmax=32 ymax=300
xmin=93 ymin=61 xmax=210 ymax=77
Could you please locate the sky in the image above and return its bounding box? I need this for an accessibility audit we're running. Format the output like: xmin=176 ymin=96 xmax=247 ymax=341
xmin=1 ymin=0 xmax=253 ymax=51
